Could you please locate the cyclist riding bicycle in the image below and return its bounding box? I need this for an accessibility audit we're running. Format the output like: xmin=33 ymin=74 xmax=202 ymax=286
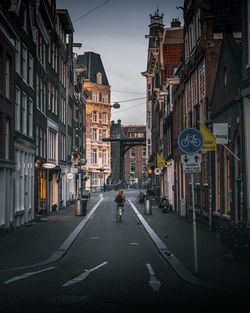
xmin=114 ymin=189 xmax=126 ymax=220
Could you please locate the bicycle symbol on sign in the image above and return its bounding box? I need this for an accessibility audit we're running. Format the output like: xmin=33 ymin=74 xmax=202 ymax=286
xmin=180 ymin=134 xmax=202 ymax=148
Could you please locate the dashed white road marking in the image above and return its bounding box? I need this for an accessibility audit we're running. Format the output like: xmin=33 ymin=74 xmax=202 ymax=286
xmin=130 ymin=242 xmax=139 ymax=245
xmin=146 ymin=263 xmax=161 ymax=292
xmin=3 ymin=267 xmax=55 ymax=284
xmin=90 ymin=236 xmax=99 ymax=240
xmin=62 ymin=262 xmax=108 ymax=287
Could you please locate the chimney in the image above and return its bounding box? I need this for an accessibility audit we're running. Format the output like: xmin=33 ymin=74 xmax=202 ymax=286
xmin=171 ymin=18 xmax=181 ymax=28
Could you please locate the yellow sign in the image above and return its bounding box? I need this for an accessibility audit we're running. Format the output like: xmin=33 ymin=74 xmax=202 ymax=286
xmin=199 ymin=121 xmax=216 ymax=151
xmin=157 ymin=153 xmax=165 ymax=168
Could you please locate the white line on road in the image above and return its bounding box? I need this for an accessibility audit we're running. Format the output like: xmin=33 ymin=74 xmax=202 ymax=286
xmin=146 ymin=263 xmax=161 ymax=292
xmin=62 ymin=262 xmax=108 ymax=287
xmin=3 ymin=267 xmax=55 ymax=284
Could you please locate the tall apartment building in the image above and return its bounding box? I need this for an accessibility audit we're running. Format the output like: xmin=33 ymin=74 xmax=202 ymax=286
xmin=0 ymin=4 xmax=16 ymax=229
xmin=142 ymin=11 xmax=183 ymax=199
xmin=0 ymin=0 xmax=86 ymax=230
xmin=76 ymin=52 xmax=111 ymax=191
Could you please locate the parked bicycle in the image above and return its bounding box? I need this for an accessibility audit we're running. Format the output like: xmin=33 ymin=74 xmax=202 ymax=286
xmin=159 ymin=196 xmax=172 ymax=213
xmin=136 ymin=191 xmax=147 ymax=204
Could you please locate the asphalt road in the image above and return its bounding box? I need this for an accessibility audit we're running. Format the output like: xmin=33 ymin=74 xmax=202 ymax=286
xmin=0 ymin=190 xmax=245 ymax=313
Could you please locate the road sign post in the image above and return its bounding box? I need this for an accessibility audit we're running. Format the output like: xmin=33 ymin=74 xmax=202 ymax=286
xmin=178 ymin=129 xmax=204 ymax=275
xmin=191 ymin=172 xmax=198 ymax=274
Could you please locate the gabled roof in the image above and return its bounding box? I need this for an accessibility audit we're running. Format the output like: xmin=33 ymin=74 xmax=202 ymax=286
xmin=77 ymin=52 xmax=109 ymax=86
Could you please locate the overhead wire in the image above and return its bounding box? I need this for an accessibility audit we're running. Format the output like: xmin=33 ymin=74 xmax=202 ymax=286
xmin=113 ymin=97 xmax=146 ymax=103
xmin=72 ymin=0 xmax=112 ymax=23
xmin=112 ymin=89 xmax=145 ymax=95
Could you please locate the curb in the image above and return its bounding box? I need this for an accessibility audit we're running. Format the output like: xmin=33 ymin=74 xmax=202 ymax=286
xmin=0 ymin=196 xmax=103 ymax=273
xmin=129 ymin=199 xmax=228 ymax=291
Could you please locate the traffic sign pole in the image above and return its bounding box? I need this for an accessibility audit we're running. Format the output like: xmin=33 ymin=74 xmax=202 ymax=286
xmin=178 ymin=128 xmax=203 ymax=275
xmin=191 ymin=172 xmax=198 ymax=275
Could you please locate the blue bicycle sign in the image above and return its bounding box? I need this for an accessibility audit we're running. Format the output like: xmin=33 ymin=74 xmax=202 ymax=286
xmin=178 ymin=128 xmax=204 ymax=154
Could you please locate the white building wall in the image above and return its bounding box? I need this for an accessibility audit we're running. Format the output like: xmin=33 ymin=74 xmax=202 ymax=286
xmin=244 ymin=97 xmax=250 ymax=221
xmin=14 ymin=142 xmax=35 ymax=227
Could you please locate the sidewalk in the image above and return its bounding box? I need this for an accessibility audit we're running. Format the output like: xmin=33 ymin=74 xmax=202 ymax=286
xmin=0 ymin=193 xmax=101 ymax=271
xmin=134 ymin=199 xmax=250 ymax=293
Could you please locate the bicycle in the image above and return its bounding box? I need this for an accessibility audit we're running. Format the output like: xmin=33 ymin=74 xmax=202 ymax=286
xmin=118 ymin=205 xmax=123 ymax=222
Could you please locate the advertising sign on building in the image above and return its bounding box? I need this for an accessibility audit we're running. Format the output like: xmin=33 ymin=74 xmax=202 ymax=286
xmin=213 ymin=123 xmax=228 ymax=144
xmin=199 ymin=121 xmax=216 ymax=151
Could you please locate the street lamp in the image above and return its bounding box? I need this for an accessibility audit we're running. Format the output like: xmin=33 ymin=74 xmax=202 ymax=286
xmin=112 ymin=102 xmax=120 ymax=109
xmin=97 ymin=165 xmax=105 ymax=192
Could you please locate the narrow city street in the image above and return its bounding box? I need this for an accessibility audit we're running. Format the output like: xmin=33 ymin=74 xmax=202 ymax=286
xmin=0 ymin=191 xmax=248 ymax=313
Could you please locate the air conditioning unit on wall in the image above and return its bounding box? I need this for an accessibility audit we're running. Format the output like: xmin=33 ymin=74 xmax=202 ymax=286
xmin=179 ymin=198 xmax=186 ymax=216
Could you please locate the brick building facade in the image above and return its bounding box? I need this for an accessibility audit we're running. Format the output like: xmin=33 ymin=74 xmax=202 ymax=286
xmin=123 ymin=125 xmax=146 ymax=187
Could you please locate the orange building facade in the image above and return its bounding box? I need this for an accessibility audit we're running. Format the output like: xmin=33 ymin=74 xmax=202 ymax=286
xmin=77 ymin=52 xmax=111 ymax=191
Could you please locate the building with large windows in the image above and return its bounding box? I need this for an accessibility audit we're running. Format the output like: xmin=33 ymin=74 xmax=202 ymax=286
xmin=76 ymin=52 xmax=111 ymax=191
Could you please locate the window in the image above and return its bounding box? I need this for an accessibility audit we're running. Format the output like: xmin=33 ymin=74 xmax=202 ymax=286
xmin=93 ymin=110 xmax=97 ymax=122
xmin=5 ymin=119 xmax=9 ymax=160
xmin=199 ymin=61 xmax=205 ymax=99
xmin=92 ymin=173 xmax=98 ymax=186
xmin=48 ymin=129 xmax=57 ymax=161
xmin=130 ymin=162 xmax=135 ymax=173
xmin=23 ymin=7 xmax=27 ymax=31
xmin=102 ymin=129 xmax=106 ymax=139
xmin=15 ymin=87 xmax=21 ymax=131
xmin=248 ymin=0 xmax=250 ymax=64
xmin=93 ymin=92 xmax=98 ymax=102
xmin=223 ymin=67 xmax=227 ymax=87
xmin=92 ymin=128 xmax=97 ymax=141
xmin=142 ymin=147 xmax=146 ymax=157
xmin=92 ymin=149 xmax=97 ymax=165
xmin=36 ymin=126 xmax=39 ymax=155
xmin=40 ymin=128 xmax=43 ymax=156
xmin=15 ymin=39 xmax=21 ymax=74
xmin=22 ymin=93 xmax=27 ymax=134
xmin=102 ymin=150 xmax=106 ymax=165
xmin=61 ymin=134 xmax=66 ymax=161
xmin=22 ymin=45 xmax=27 ymax=83
xmin=29 ymin=55 xmax=33 ymax=88
xmin=40 ymin=79 xmax=43 ymax=112
xmin=36 ymin=74 xmax=39 ymax=109
xmin=130 ymin=147 xmax=135 ymax=157
xmin=43 ymin=82 xmax=46 ymax=113
xmin=147 ymin=111 xmax=151 ymax=129
xmin=189 ymin=22 xmax=195 ymax=52
xmin=102 ymin=112 xmax=106 ymax=123
xmin=28 ymin=98 xmax=33 ymax=137
xmin=96 ymin=73 xmax=102 ymax=84
xmin=191 ymin=71 xmax=197 ymax=105
xmin=48 ymin=82 xmax=51 ymax=110
xmin=5 ymin=56 xmax=10 ymax=98
xmin=102 ymin=93 xmax=107 ymax=103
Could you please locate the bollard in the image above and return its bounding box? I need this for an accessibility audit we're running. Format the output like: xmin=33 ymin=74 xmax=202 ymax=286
xmin=145 ymin=198 xmax=152 ymax=215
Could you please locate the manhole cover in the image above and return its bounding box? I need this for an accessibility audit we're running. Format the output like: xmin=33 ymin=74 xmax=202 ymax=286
xmin=45 ymin=295 xmax=88 ymax=305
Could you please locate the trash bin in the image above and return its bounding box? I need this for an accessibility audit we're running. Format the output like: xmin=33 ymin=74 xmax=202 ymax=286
xmin=81 ymin=199 xmax=88 ymax=216
xmin=145 ymin=198 xmax=152 ymax=215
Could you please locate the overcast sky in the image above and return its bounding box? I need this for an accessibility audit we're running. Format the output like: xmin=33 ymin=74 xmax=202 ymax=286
xmin=56 ymin=0 xmax=184 ymax=125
